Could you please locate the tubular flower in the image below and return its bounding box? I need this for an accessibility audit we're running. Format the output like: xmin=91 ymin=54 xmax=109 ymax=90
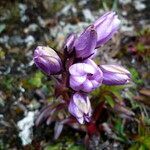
xmin=34 ymin=46 xmax=62 ymax=75
xmin=68 ymin=92 xmax=92 ymax=124
xmin=100 ymin=65 xmax=131 ymax=85
xmin=34 ymin=11 xmax=132 ymax=127
xmin=93 ymin=11 xmax=121 ymax=48
xmin=74 ymin=25 xmax=97 ymax=59
xmin=69 ymin=59 xmax=103 ymax=93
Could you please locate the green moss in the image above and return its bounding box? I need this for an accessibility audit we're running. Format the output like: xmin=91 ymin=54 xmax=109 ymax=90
xmin=28 ymin=71 xmax=44 ymax=88
xmin=22 ymin=71 xmax=45 ymax=89
xmin=1 ymin=76 xmax=14 ymax=91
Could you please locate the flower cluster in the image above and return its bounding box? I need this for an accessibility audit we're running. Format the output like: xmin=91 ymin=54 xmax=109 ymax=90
xmin=34 ymin=12 xmax=131 ymax=124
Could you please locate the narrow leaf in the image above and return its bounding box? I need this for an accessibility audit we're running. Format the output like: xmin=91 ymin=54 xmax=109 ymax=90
xmin=54 ymin=122 xmax=64 ymax=140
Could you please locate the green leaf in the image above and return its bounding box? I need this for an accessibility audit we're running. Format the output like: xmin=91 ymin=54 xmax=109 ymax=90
xmin=105 ymin=95 xmax=115 ymax=107
xmin=114 ymin=118 xmax=128 ymax=142
xmin=129 ymin=68 xmax=143 ymax=85
xmin=112 ymin=90 xmax=122 ymax=101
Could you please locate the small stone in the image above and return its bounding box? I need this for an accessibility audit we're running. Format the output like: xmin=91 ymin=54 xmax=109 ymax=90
xmin=59 ymin=4 xmax=77 ymax=16
xmin=0 ymin=35 xmax=9 ymax=44
xmin=24 ymin=35 xmax=35 ymax=48
xmin=9 ymin=35 xmax=24 ymax=46
xmin=18 ymin=3 xmax=27 ymax=15
xmin=24 ymin=24 xmax=38 ymax=33
xmin=17 ymin=111 xmax=36 ymax=146
xmin=19 ymin=3 xmax=28 ymax=22
xmin=134 ymin=0 xmax=146 ymax=11
xmin=82 ymin=9 xmax=94 ymax=22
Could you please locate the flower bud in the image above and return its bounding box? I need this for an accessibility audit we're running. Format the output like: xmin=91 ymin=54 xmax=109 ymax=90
xmin=68 ymin=92 xmax=92 ymax=124
xmin=64 ymin=33 xmax=76 ymax=53
xmin=33 ymin=46 xmax=62 ymax=75
xmin=100 ymin=65 xmax=131 ymax=85
xmin=69 ymin=59 xmax=103 ymax=93
xmin=94 ymin=11 xmax=121 ymax=48
xmin=74 ymin=25 xmax=97 ymax=59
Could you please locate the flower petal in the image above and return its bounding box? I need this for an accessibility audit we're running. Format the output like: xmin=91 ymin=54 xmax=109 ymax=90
xmin=74 ymin=25 xmax=97 ymax=59
xmin=82 ymin=79 xmax=93 ymax=92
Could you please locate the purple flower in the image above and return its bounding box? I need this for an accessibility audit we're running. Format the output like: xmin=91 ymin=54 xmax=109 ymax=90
xmin=93 ymin=11 xmax=121 ymax=48
xmin=34 ymin=46 xmax=62 ymax=75
xmin=68 ymin=92 xmax=92 ymax=124
xmin=69 ymin=59 xmax=103 ymax=92
xmin=74 ymin=25 xmax=97 ymax=59
xmin=100 ymin=65 xmax=131 ymax=85
xmin=64 ymin=33 xmax=76 ymax=53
